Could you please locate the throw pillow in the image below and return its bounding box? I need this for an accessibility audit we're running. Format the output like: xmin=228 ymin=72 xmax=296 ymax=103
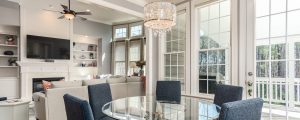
xmin=42 ymin=80 xmax=52 ymax=90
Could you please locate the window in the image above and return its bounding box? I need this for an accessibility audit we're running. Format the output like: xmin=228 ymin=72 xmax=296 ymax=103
xmin=130 ymin=25 xmax=143 ymax=37
xmin=163 ymin=11 xmax=187 ymax=91
xmin=114 ymin=42 xmax=126 ymax=75
xmin=255 ymin=0 xmax=300 ymax=119
xmin=112 ymin=22 xmax=146 ymax=76
xmin=128 ymin=40 xmax=141 ymax=75
xmin=197 ymin=0 xmax=231 ymax=94
xmin=115 ymin=28 xmax=127 ymax=39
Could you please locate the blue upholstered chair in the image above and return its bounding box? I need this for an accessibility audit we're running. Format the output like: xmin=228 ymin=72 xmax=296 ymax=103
xmin=88 ymin=83 xmax=116 ymax=120
xmin=219 ymin=98 xmax=264 ymax=120
xmin=213 ymin=84 xmax=243 ymax=107
xmin=156 ymin=81 xmax=181 ymax=103
xmin=63 ymin=94 xmax=94 ymax=120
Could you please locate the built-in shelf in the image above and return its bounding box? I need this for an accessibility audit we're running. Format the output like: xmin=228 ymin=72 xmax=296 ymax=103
xmin=0 ymin=44 xmax=18 ymax=47
xmin=0 ymin=55 xmax=18 ymax=58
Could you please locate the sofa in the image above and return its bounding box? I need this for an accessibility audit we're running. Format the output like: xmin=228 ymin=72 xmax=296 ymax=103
xmin=32 ymin=76 xmax=145 ymax=120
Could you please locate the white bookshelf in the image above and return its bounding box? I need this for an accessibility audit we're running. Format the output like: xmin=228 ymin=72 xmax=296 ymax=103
xmin=71 ymin=34 xmax=99 ymax=80
xmin=0 ymin=25 xmax=20 ymax=98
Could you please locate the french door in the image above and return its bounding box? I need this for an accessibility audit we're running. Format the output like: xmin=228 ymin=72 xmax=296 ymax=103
xmin=247 ymin=0 xmax=300 ymax=119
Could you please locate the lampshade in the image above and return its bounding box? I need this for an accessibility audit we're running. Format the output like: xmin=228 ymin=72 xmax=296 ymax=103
xmin=64 ymin=13 xmax=75 ymax=20
xmin=130 ymin=62 xmax=137 ymax=68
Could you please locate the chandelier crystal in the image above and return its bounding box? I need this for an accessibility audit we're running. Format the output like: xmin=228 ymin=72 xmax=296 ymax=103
xmin=144 ymin=0 xmax=176 ymax=33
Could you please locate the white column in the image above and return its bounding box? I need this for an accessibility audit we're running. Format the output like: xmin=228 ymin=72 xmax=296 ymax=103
xmin=145 ymin=29 xmax=159 ymax=96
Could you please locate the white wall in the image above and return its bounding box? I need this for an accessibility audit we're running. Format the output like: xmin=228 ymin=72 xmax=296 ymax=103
xmin=73 ymin=20 xmax=112 ymax=74
xmin=0 ymin=6 xmax=20 ymax=26
xmin=19 ymin=0 xmax=72 ymax=62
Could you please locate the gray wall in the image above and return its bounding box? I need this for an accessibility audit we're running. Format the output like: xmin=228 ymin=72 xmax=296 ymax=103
xmin=73 ymin=20 xmax=112 ymax=74
xmin=0 ymin=1 xmax=20 ymax=26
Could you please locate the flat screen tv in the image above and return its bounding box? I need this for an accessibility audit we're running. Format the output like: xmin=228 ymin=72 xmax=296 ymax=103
xmin=27 ymin=35 xmax=70 ymax=60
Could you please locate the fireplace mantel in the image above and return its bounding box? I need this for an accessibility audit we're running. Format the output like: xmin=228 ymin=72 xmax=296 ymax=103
xmin=17 ymin=61 xmax=72 ymax=99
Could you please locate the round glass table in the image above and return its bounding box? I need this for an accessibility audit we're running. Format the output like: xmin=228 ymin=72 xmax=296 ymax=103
xmin=102 ymin=96 xmax=220 ymax=120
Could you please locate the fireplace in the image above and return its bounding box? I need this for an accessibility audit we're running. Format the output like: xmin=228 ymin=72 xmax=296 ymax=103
xmin=32 ymin=77 xmax=64 ymax=93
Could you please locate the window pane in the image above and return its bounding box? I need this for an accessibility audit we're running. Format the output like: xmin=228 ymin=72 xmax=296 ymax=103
xmin=115 ymin=28 xmax=127 ymax=38
xmin=271 ymin=61 xmax=286 ymax=78
xmin=200 ymin=21 xmax=209 ymax=36
xmin=209 ymin=19 xmax=219 ymax=34
xmin=271 ymin=44 xmax=286 ymax=60
xmin=208 ymin=50 xmax=218 ymax=64
xmin=257 ymin=45 xmax=269 ymax=60
xmin=257 ymin=62 xmax=269 ymax=77
xmin=218 ymin=50 xmax=225 ymax=64
xmin=199 ymin=66 xmax=207 ymax=79
xmin=288 ymin=0 xmax=300 ymax=11
xmin=199 ymin=51 xmax=207 ymax=65
xmin=287 ymin=10 xmax=300 ymax=35
xmin=199 ymin=80 xmax=207 ymax=93
xmin=208 ymin=80 xmax=217 ymax=94
xmin=130 ymin=25 xmax=142 ymax=37
xmin=165 ymin=54 xmax=170 ymax=65
xmin=295 ymin=42 xmax=300 ymax=59
xmin=115 ymin=42 xmax=126 ymax=61
xmin=256 ymin=17 xmax=270 ymax=39
xmin=209 ymin=3 xmax=219 ymax=19
xmin=296 ymin=61 xmax=300 ymax=78
xmin=271 ymin=0 xmax=286 ymax=14
xmin=256 ymin=0 xmax=270 ymax=17
xmin=200 ymin=7 xmax=209 ymax=21
xmin=220 ymin=16 xmax=230 ymax=32
xmin=220 ymin=0 xmax=230 ymax=17
xmin=209 ymin=34 xmax=220 ymax=48
xmin=129 ymin=41 xmax=140 ymax=61
xmin=270 ymin=13 xmax=286 ymax=37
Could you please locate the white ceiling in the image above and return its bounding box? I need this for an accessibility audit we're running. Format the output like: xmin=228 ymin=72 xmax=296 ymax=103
xmin=126 ymin=0 xmax=187 ymax=6
xmin=46 ymin=0 xmax=142 ymax=25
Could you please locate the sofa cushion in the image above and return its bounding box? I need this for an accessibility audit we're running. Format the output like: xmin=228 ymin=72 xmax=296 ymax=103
xmin=107 ymin=76 xmax=126 ymax=84
xmin=51 ymin=81 xmax=82 ymax=88
xmin=126 ymin=76 xmax=141 ymax=82
xmin=82 ymin=79 xmax=107 ymax=86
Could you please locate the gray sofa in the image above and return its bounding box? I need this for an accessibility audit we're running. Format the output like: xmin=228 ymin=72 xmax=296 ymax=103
xmin=32 ymin=76 xmax=145 ymax=120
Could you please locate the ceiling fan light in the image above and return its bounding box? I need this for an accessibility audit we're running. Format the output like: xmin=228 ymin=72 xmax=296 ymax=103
xmin=64 ymin=13 xmax=75 ymax=20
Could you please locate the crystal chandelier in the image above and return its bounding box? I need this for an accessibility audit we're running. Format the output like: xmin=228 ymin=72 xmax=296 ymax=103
xmin=144 ymin=0 xmax=176 ymax=33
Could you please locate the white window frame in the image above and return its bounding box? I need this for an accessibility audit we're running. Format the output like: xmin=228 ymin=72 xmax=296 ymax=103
xmin=158 ymin=2 xmax=191 ymax=95
xmin=113 ymin=25 xmax=128 ymax=40
xmin=129 ymin=22 xmax=144 ymax=38
xmin=190 ymin=0 xmax=239 ymax=99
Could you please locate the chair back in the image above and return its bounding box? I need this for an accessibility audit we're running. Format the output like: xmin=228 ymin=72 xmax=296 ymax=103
xmin=156 ymin=81 xmax=181 ymax=103
xmin=219 ymin=98 xmax=263 ymax=120
xmin=88 ymin=83 xmax=113 ymax=120
xmin=214 ymin=84 xmax=243 ymax=107
xmin=63 ymin=94 xmax=94 ymax=120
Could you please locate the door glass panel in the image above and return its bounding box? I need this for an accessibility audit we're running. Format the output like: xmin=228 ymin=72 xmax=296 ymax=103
xmin=197 ymin=0 xmax=230 ymax=95
xmin=256 ymin=0 xmax=300 ymax=119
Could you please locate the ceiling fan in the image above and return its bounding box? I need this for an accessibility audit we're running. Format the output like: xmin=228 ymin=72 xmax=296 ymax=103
xmin=44 ymin=0 xmax=92 ymax=20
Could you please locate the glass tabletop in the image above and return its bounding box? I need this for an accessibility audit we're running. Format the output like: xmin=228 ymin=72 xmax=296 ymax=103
xmin=102 ymin=96 xmax=220 ymax=120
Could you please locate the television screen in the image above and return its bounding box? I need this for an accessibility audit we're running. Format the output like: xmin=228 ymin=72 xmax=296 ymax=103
xmin=27 ymin=35 xmax=70 ymax=59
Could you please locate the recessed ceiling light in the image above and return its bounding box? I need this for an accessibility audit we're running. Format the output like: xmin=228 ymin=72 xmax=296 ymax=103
xmin=85 ymin=35 xmax=88 ymax=37
xmin=86 ymin=9 xmax=90 ymax=12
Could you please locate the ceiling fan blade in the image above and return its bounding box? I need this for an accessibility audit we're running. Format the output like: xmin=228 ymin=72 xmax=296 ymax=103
xmin=76 ymin=16 xmax=87 ymax=21
xmin=76 ymin=12 xmax=92 ymax=15
xmin=58 ymin=15 xmax=65 ymax=19
xmin=43 ymin=9 xmax=63 ymax=13
xmin=61 ymin=4 xmax=69 ymax=11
